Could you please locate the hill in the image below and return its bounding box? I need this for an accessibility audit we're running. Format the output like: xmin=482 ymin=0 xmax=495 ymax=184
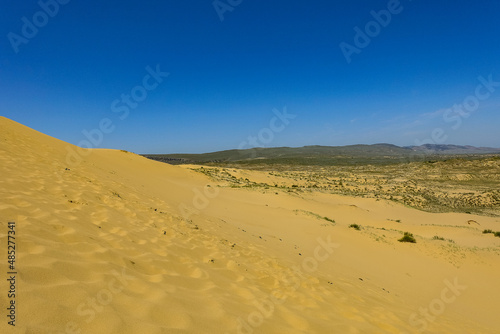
xmin=144 ymin=144 xmax=500 ymax=166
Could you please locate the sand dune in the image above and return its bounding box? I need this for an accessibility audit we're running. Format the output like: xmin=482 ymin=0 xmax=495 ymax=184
xmin=1 ymin=116 xmax=499 ymax=333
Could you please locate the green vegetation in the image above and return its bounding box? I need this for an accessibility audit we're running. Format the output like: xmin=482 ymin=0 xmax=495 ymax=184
xmin=143 ymin=144 xmax=500 ymax=166
xmin=349 ymin=224 xmax=361 ymax=230
xmin=398 ymin=232 xmax=416 ymax=243
xmin=432 ymin=236 xmax=445 ymax=241
xmin=323 ymin=216 xmax=335 ymax=223
xmin=482 ymin=230 xmax=500 ymax=237
xmin=148 ymin=149 xmax=500 ymax=216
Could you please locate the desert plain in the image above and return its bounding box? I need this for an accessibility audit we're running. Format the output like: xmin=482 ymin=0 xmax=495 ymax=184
xmin=1 ymin=116 xmax=500 ymax=333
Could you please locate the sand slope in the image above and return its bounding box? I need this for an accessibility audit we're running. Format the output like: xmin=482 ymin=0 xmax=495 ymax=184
xmin=1 ymin=116 xmax=499 ymax=333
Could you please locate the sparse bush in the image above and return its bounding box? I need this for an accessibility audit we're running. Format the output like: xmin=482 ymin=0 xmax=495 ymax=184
xmin=323 ymin=217 xmax=335 ymax=223
xmin=494 ymin=232 xmax=500 ymax=238
xmin=432 ymin=236 xmax=445 ymax=241
xmin=483 ymin=229 xmax=494 ymax=234
xmin=349 ymin=224 xmax=361 ymax=230
xmin=398 ymin=232 xmax=416 ymax=243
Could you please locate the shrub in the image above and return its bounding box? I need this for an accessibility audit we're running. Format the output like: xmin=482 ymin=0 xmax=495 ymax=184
xmin=432 ymin=236 xmax=445 ymax=241
xmin=323 ymin=217 xmax=335 ymax=223
xmin=483 ymin=229 xmax=494 ymax=234
xmin=398 ymin=232 xmax=416 ymax=243
xmin=349 ymin=224 xmax=361 ymax=230
xmin=494 ymin=232 xmax=500 ymax=238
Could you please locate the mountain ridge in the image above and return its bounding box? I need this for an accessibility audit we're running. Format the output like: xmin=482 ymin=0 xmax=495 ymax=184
xmin=143 ymin=144 xmax=500 ymax=165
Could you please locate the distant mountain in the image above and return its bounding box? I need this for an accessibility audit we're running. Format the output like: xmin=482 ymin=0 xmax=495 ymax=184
xmin=407 ymin=144 xmax=500 ymax=154
xmin=143 ymin=144 xmax=500 ymax=165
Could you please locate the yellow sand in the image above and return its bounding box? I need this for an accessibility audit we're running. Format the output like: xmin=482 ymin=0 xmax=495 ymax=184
xmin=0 ymin=116 xmax=499 ymax=333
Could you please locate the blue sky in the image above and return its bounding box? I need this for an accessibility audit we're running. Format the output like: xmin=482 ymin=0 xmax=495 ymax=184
xmin=1 ymin=0 xmax=499 ymax=153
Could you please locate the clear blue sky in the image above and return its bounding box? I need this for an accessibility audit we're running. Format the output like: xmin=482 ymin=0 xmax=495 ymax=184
xmin=1 ymin=0 xmax=499 ymax=153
